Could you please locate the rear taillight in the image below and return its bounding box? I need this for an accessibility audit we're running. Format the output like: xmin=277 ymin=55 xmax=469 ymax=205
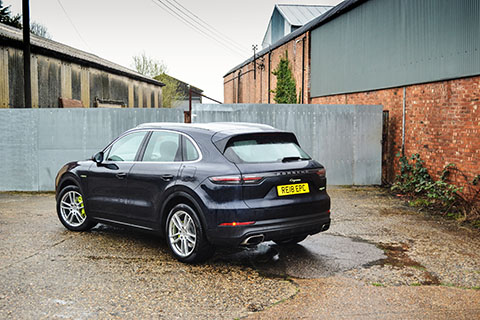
xmin=209 ymin=175 xmax=264 ymax=185
xmin=209 ymin=175 xmax=242 ymax=184
xmin=316 ymin=168 xmax=326 ymax=177
xmin=242 ymin=175 xmax=263 ymax=184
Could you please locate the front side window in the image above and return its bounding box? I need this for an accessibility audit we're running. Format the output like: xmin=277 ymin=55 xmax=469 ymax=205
xmin=143 ymin=131 xmax=181 ymax=162
xmin=106 ymin=131 xmax=147 ymax=162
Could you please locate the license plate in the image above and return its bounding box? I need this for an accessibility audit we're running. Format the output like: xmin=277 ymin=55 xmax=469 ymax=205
xmin=277 ymin=183 xmax=310 ymax=196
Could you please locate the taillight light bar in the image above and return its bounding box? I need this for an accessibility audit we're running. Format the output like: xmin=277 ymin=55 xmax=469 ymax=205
xmin=209 ymin=175 xmax=264 ymax=185
xmin=316 ymin=168 xmax=326 ymax=177
xmin=209 ymin=176 xmax=242 ymax=184
xmin=219 ymin=221 xmax=255 ymax=227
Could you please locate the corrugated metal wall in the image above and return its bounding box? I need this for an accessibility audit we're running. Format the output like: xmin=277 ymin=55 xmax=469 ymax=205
xmin=0 ymin=108 xmax=183 ymax=191
xmin=193 ymin=104 xmax=383 ymax=186
xmin=0 ymin=105 xmax=382 ymax=190
xmin=0 ymin=47 xmax=163 ymax=108
xmin=310 ymin=0 xmax=480 ymax=97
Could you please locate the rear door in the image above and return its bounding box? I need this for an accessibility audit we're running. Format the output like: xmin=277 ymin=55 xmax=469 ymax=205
xmin=125 ymin=130 xmax=184 ymax=224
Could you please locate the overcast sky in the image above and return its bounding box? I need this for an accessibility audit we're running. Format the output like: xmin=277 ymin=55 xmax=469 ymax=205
xmin=5 ymin=0 xmax=342 ymax=102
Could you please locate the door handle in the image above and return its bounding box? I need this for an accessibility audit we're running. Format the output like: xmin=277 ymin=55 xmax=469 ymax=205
xmin=116 ymin=172 xmax=127 ymax=179
xmin=161 ymin=174 xmax=174 ymax=181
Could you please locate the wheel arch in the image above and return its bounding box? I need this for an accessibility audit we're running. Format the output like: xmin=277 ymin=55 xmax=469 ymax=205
xmin=57 ymin=174 xmax=82 ymax=198
xmin=160 ymin=189 xmax=208 ymax=238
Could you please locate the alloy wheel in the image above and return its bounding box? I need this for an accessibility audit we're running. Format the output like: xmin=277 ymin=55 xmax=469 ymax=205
xmin=60 ymin=190 xmax=86 ymax=227
xmin=168 ymin=210 xmax=197 ymax=258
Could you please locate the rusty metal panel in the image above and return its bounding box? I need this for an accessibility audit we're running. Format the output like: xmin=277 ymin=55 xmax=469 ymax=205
xmin=0 ymin=47 xmax=9 ymax=108
xmin=71 ymin=65 xmax=81 ymax=101
xmin=80 ymin=67 xmax=90 ymax=107
xmin=138 ymin=86 xmax=143 ymax=108
xmin=108 ymin=76 xmax=128 ymax=107
xmin=8 ymin=48 xmax=24 ymax=108
xmin=30 ymin=55 xmax=39 ymax=108
xmin=128 ymin=82 xmax=134 ymax=108
xmin=37 ymin=56 xmax=61 ymax=108
xmin=60 ymin=62 xmax=72 ymax=99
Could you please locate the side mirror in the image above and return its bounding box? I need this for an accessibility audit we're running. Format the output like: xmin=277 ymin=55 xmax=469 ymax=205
xmin=93 ymin=152 xmax=104 ymax=164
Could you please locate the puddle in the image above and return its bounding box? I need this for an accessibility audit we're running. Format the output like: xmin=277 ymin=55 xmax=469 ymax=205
xmin=374 ymin=242 xmax=440 ymax=285
xmin=214 ymin=234 xmax=386 ymax=279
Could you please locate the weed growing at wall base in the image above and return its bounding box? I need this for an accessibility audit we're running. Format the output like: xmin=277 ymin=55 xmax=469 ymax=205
xmin=391 ymin=153 xmax=480 ymax=224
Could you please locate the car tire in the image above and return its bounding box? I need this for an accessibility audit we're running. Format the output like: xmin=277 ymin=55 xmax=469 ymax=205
xmin=166 ymin=203 xmax=214 ymax=263
xmin=57 ymin=185 xmax=96 ymax=231
xmin=273 ymin=235 xmax=308 ymax=246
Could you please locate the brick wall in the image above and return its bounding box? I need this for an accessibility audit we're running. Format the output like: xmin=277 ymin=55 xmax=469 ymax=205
xmin=311 ymin=76 xmax=480 ymax=185
xmin=224 ymin=36 xmax=479 ymax=188
xmin=224 ymin=32 xmax=311 ymax=105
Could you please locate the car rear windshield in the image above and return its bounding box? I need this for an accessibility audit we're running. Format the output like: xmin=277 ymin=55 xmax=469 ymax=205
xmin=223 ymin=133 xmax=311 ymax=163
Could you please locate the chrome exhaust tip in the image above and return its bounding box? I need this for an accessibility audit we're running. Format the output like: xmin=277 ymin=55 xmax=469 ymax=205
xmin=241 ymin=234 xmax=265 ymax=246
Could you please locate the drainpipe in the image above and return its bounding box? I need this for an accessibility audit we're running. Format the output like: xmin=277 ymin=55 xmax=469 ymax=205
xmin=232 ymin=74 xmax=235 ymax=103
xmin=237 ymin=70 xmax=242 ymax=103
xmin=301 ymin=37 xmax=305 ymax=104
xmin=402 ymin=86 xmax=406 ymax=155
xmin=267 ymin=50 xmax=271 ymax=104
xmin=259 ymin=61 xmax=263 ymax=103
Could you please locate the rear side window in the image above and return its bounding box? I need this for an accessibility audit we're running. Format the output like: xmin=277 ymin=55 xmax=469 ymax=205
xmin=143 ymin=131 xmax=181 ymax=162
xmin=223 ymin=133 xmax=310 ymax=163
xmin=184 ymin=137 xmax=199 ymax=161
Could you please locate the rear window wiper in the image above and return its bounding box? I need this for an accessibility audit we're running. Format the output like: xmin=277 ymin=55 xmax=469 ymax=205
xmin=281 ymin=156 xmax=310 ymax=162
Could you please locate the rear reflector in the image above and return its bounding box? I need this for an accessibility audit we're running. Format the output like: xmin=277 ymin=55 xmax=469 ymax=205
xmin=219 ymin=221 xmax=255 ymax=227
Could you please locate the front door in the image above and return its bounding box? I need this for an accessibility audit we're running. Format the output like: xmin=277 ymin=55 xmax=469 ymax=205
xmin=86 ymin=131 xmax=148 ymax=221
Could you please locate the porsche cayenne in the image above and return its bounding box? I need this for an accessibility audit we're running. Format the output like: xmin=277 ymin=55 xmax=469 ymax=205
xmin=55 ymin=122 xmax=331 ymax=263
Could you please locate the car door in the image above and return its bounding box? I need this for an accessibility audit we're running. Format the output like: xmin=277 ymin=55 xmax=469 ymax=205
xmin=125 ymin=130 xmax=184 ymax=225
xmin=86 ymin=131 xmax=148 ymax=221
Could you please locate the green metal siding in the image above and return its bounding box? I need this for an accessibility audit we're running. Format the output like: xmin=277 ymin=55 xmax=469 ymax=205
xmin=310 ymin=0 xmax=480 ymax=97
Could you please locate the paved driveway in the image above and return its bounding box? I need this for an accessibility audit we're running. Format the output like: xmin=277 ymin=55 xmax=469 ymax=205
xmin=0 ymin=187 xmax=479 ymax=319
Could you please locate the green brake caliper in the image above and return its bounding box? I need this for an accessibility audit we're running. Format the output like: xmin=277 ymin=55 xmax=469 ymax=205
xmin=77 ymin=196 xmax=86 ymax=217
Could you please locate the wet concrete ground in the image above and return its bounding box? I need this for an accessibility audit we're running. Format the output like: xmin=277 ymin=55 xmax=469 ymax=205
xmin=0 ymin=187 xmax=479 ymax=319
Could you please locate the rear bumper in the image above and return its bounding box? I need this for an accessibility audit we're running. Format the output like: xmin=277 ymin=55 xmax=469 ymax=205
xmin=207 ymin=211 xmax=331 ymax=247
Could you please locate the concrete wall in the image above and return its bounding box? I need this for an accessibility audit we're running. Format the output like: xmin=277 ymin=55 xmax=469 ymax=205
xmin=193 ymin=104 xmax=383 ymax=185
xmin=0 ymin=47 xmax=162 ymax=108
xmin=0 ymin=108 xmax=183 ymax=191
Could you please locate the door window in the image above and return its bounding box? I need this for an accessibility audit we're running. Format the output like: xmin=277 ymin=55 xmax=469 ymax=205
xmin=106 ymin=131 xmax=147 ymax=162
xmin=143 ymin=131 xmax=181 ymax=162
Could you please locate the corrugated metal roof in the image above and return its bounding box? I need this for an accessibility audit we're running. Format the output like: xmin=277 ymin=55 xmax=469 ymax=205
xmin=276 ymin=4 xmax=332 ymax=26
xmin=0 ymin=23 xmax=164 ymax=87
xmin=225 ymin=0 xmax=367 ymax=77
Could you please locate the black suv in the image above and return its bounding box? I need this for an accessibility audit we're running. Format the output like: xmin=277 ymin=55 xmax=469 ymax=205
xmin=55 ymin=123 xmax=331 ymax=263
